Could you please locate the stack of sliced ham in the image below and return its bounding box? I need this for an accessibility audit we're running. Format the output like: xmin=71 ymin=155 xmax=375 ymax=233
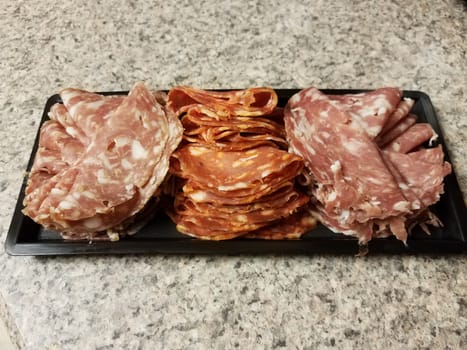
xmin=166 ymin=87 xmax=317 ymax=240
xmin=22 ymin=82 xmax=183 ymax=240
xmin=284 ymin=87 xmax=451 ymax=244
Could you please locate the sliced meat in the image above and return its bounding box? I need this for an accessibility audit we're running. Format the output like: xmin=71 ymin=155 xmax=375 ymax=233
xmin=177 ymin=183 xmax=305 ymax=213
xmin=285 ymin=87 xmax=410 ymax=225
xmin=167 ymin=87 xmax=313 ymax=240
xmin=180 ymin=105 xmax=287 ymax=150
xmin=380 ymin=98 xmax=415 ymax=134
xmin=182 ymin=181 xmax=297 ymax=206
xmin=309 ymin=206 xmax=375 ymax=244
xmin=377 ymin=113 xmax=417 ymax=147
xmin=383 ymin=123 xmax=438 ymax=154
xmin=329 ymin=87 xmax=402 ymax=138
xmin=171 ymin=189 xmax=308 ymax=238
xmin=380 ymin=152 xmax=422 ymax=211
xmin=48 ymin=103 xmax=88 ymax=144
xmin=245 ymin=209 xmax=317 ymax=240
xmin=385 ymin=149 xmax=451 ymax=206
xmin=285 ymin=86 xmax=451 ymax=245
xmin=171 ymin=198 xmax=310 ymax=240
xmin=168 ymin=214 xmax=257 ymax=240
xmin=170 ymin=144 xmax=303 ymax=194
xmin=60 ymin=89 xmax=125 ymax=138
xmin=407 ymin=145 xmax=450 ymax=167
xmin=168 ymin=86 xmax=278 ymax=117
xmin=28 ymin=121 xmax=84 ymax=178
xmin=23 ymin=82 xmax=183 ymax=239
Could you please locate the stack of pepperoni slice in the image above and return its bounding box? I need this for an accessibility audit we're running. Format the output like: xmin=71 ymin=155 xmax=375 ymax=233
xmin=284 ymin=87 xmax=451 ymax=244
xmin=166 ymin=87 xmax=316 ymax=240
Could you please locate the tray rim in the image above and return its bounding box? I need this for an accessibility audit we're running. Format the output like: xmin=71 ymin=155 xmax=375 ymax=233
xmin=5 ymin=88 xmax=467 ymax=256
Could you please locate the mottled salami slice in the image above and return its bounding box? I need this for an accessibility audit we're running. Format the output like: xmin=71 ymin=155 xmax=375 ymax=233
xmin=48 ymin=103 xmax=88 ymax=144
xmin=380 ymin=98 xmax=415 ymax=134
xmin=60 ymin=89 xmax=125 ymax=138
xmin=407 ymin=145 xmax=449 ymax=167
xmin=383 ymin=123 xmax=438 ymax=153
xmin=309 ymin=206 xmax=374 ymax=244
xmin=385 ymin=149 xmax=451 ymax=206
xmin=377 ymin=114 xmax=417 ymax=147
xmin=29 ymin=121 xmax=84 ymax=176
xmin=329 ymin=88 xmax=402 ymax=138
xmin=386 ymin=217 xmax=408 ymax=243
xmin=23 ymin=119 xmax=86 ymax=221
xmin=380 ymin=152 xmax=422 ymax=212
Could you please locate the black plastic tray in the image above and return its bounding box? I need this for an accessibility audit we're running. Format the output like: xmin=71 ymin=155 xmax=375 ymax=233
xmin=5 ymin=89 xmax=467 ymax=256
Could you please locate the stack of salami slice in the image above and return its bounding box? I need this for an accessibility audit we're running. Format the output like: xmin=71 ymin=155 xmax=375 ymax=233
xmin=284 ymin=87 xmax=451 ymax=244
xmin=166 ymin=87 xmax=317 ymax=240
xmin=22 ymin=82 xmax=183 ymax=240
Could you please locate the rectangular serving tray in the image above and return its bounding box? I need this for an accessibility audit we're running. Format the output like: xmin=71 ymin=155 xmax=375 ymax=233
xmin=5 ymin=89 xmax=467 ymax=256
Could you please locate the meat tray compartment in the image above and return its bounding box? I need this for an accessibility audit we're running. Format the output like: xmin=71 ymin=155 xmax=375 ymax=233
xmin=5 ymin=89 xmax=467 ymax=256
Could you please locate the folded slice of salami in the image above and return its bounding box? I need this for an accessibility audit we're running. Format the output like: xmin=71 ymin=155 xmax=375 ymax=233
xmin=244 ymin=209 xmax=318 ymax=240
xmin=180 ymin=105 xmax=287 ymax=150
xmin=329 ymin=87 xmax=402 ymax=138
xmin=171 ymin=145 xmax=303 ymax=193
xmin=168 ymin=86 xmax=278 ymax=117
xmin=376 ymin=113 xmax=417 ymax=147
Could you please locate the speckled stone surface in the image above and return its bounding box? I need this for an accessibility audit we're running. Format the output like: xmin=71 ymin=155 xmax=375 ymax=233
xmin=0 ymin=0 xmax=466 ymax=349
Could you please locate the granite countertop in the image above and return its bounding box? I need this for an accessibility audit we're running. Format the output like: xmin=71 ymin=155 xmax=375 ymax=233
xmin=0 ymin=0 xmax=466 ymax=349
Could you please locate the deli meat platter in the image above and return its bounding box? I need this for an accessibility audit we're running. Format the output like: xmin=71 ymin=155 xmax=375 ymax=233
xmin=5 ymin=88 xmax=467 ymax=256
